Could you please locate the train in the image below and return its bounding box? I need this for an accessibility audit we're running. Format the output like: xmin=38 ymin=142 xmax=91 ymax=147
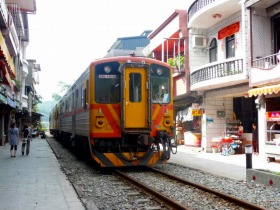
xmin=49 ymin=56 xmax=177 ymax=167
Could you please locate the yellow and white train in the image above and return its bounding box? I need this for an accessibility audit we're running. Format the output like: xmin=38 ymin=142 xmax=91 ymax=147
xmin=49 ymin=56 xmax=176 ymax=167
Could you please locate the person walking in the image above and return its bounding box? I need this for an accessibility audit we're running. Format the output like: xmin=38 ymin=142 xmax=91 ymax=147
xmin=252 ymin=123 xmax=259 ymax=155
xmin=8 ymin=122 xmax=19 ymax=157
xmin=21 ymin=125 xmax=32 ymax=155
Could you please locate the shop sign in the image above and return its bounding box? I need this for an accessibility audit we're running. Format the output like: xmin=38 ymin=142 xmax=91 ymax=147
xmin=266 ymin=111 xmax=280 ymax=121
xmin=192 ymin=109 xmax=201 ymax=116
xmin=218 ymin=22 xmax=240 ymax=40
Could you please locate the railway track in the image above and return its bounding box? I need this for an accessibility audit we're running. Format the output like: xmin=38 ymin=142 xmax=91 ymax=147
xmin=115 ymin=167 xmax=265 ymax=210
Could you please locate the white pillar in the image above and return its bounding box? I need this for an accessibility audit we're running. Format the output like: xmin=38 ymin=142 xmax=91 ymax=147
xmin=258 ymin=96 xmax=267 ymax=159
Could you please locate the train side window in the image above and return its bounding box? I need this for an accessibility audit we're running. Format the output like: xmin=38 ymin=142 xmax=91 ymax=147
xmin=75 ymin=89 xmax=78 ymax=108
xmin=86 ymin=80 xmax=89 ymax=104
xmin=81 ymin=84 xmax=84 ymax=108
xmin=129 ymin=73 xmax=141 ymax=102
xmin=83 ymin=89 xmax=86 ymax=109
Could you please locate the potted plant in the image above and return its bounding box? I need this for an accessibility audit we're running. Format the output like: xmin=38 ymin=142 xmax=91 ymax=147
xmin=167 ymin=55 xmax=185 ymax=70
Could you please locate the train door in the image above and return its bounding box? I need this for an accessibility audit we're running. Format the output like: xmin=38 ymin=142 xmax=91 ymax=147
xmin=123 ymin=67 xmax=148 ymax=129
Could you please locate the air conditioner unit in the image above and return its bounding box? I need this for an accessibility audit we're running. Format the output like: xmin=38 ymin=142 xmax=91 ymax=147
xmin=192 ymin=35 xmax=207 ymax=48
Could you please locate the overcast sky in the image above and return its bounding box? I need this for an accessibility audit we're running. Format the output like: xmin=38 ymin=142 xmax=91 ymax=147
xmin=26 ymin=0 xmax=192 ymax=101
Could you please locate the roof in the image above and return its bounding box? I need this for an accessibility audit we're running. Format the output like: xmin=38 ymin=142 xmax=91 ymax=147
xmin=107 ymin=30 xmax=152 ymax=52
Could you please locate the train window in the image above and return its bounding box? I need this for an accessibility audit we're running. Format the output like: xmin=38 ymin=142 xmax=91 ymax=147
xmin=95 ymin=62 xmax=121 ymax=104
xmin=150 ymin=64 xmax=170 ymax=104
xmin=75 ymin=89 xmax=78 ymax=108
xmin=81 ymin=84 xmax=84 ymax=108
xmin=129 ymin=73 xmax=142 ymax=102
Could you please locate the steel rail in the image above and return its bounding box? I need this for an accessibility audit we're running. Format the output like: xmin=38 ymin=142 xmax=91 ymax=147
xmin=115 ymin=170 xmax=192 ymax=210
xmin=149 ymin=167 xmax=265 ymax=210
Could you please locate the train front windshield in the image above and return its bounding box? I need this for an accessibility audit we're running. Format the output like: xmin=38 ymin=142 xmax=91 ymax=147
xmin=150 ymin=64 xmax=170 ymax=104
xmin=95 ymin=62 xmax=121 ymax=103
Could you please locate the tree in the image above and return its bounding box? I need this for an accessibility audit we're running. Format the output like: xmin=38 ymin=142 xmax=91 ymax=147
xmin=51 ymin=81 xmax=72 ymax=102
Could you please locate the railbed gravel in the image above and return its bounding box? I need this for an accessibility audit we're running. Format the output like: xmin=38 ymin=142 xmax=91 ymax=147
xmin=47 ymin=137 xmax=280 ymax=210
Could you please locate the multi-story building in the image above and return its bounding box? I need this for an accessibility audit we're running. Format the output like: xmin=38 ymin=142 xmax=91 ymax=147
xmin=144 ymin=10 xmax=203 ymax=145
xmin=187 ymin=0 xmax=260 ymax=153
xmin=0 ymin=0 xmax=40 ymax=145
xmin=246 ymin=0 xmax=280 ymax=158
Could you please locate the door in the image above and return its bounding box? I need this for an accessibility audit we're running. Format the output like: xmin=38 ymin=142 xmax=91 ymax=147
xmin=124 ymin=67 xmax=148 ymax=128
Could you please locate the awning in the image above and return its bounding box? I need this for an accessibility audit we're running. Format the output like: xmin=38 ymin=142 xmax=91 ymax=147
xmin=248 ymin=84 xmax=280 ymax=97
xmin=0 ymin=32 xmax=16 ymax=78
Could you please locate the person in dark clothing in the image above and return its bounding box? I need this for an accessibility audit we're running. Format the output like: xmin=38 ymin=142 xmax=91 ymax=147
xmin=21 ymin=125 xmax=32 ymax=155
xmin=252 ymin=123 xmax=259 ymax=155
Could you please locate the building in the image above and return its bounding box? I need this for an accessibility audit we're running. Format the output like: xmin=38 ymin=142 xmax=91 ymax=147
xmin=246 ymin=0 xmax=280 ymax=159
xmin=104 ymin=30 xmax=152 ymax=57
xmin=0 ymin=0 xmax=40 ymax=145
xmin=144 ymin=10 xmax=202 ymax=146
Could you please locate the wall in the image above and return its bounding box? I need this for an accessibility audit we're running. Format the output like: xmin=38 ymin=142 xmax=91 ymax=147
xmin=189 ymin=11 xmax=242 ymax=72
xmin=202 ymin=96 xmax=234 ymax=152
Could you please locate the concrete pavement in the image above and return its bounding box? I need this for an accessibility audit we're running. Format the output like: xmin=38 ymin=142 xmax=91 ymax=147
xmin=0 ymin=137 xmax=86 ymax=210
xmin=169 ymin=145 xmax=280 ymax=181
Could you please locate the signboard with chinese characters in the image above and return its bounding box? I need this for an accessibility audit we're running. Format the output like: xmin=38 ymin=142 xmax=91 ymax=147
xmin=192 ymin=109 xmax=201 ymax=116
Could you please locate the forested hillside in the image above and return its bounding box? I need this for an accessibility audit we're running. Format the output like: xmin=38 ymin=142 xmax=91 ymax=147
xmin=37 ymin=100 xmax=56 ymax=122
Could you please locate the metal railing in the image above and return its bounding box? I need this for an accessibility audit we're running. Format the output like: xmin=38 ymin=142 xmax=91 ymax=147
xmin=6 ymin=3 xmax=24 ymax=37
xmin=190 ymin=58 xmax=243 ymax=85
xmin=253 ymin=52 xmax=280 ymax=69
xmin=188 ymin=0 xmax=216 ymax=22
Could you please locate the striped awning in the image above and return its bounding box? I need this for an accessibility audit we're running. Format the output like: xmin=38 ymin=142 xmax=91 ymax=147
xmin=248 ymin=84 xmax=280 ymax=97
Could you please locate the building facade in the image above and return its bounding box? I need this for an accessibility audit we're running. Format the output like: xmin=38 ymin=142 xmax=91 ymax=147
xmin=0 ymin=0 xmax=40 ymax=145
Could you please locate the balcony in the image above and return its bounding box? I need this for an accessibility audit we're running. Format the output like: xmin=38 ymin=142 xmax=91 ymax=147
xmin=21 ymin=94 xmax=28 ymax=109
xmin=188 ymin=0 xmax=241 ymax=29
xmin=190 ymin=58 xmax=247 ymax=91
xmin=250 ymin=53 xmax=280 ymax=87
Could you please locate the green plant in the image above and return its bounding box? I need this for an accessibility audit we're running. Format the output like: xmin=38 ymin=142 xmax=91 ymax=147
xmin=167 ymin=55 xmax=185 ymax=70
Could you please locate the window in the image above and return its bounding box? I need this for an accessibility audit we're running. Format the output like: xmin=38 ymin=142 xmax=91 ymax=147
xmin=129 ymin=73 xmax=141 ymax=102
xmin=226 ymin=35 xmax=235 ymax=58
xmin=75 ymin=89 xmax=78 ymax=108
xmin=81 ymin=84 xmax=84 ymax=107
xmin=209 ymin=38 xmax=217 ymax=63
xmin=150 ymin=64 xmax=170 ymax=104
xmin=95 ymin=62 xmax=121 ymax=103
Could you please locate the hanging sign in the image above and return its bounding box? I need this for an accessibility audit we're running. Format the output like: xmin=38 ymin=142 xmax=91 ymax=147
xmin=218 ymin=22 xmax=240 ymax=40
xmin=192 ymin=109 xmax=201 ymax=116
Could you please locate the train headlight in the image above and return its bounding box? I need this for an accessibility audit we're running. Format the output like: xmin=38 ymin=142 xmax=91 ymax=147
xmin=96 ymin=118 xmax=105 ymax=128
xmin=163 ymin=119 xmax=171 ymax=127
xmin=156 ymin=68 xmax=163 ymax=75
xmin=104 ymin=66 xmax=111 ymax=73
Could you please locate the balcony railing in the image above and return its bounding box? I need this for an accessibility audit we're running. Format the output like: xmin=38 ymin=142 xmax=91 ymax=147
xmin=190 ymin=58 xmax=243 ymax=86
xmin=253 ymin=52 xmax=280 ymax=69
xmin=188 ymin=0 xmax=216 ymax=22
xmin=6 ymin=3 xmax=24 ymax=37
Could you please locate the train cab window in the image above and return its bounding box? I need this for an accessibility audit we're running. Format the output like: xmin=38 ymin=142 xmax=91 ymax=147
xmin=150 ymin=64 xmax=170 ymax=104
xmin=129 ymin=73 xmax=141 ymax=102
xmin=95 ymin=62 xmax=121 ymax=104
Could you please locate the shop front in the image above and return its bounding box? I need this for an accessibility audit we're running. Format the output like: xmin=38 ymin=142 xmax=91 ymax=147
xmin=265 ymin=108 xmax=280 ymax=162
xmin=175 ymin=104 xmax=202 ymax=147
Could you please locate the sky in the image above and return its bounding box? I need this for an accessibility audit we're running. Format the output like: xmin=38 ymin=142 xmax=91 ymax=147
xmin=26 ymin=0 xmax=193 ymax=101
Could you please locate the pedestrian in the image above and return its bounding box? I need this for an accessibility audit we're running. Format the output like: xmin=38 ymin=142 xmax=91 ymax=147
xmin=252 ymin=123 xmax=259 ymax=155
xmin=8 ymin=122 xmax=19 ymax=157
xmin=21 ymin=125 xmax=32 ymax=155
